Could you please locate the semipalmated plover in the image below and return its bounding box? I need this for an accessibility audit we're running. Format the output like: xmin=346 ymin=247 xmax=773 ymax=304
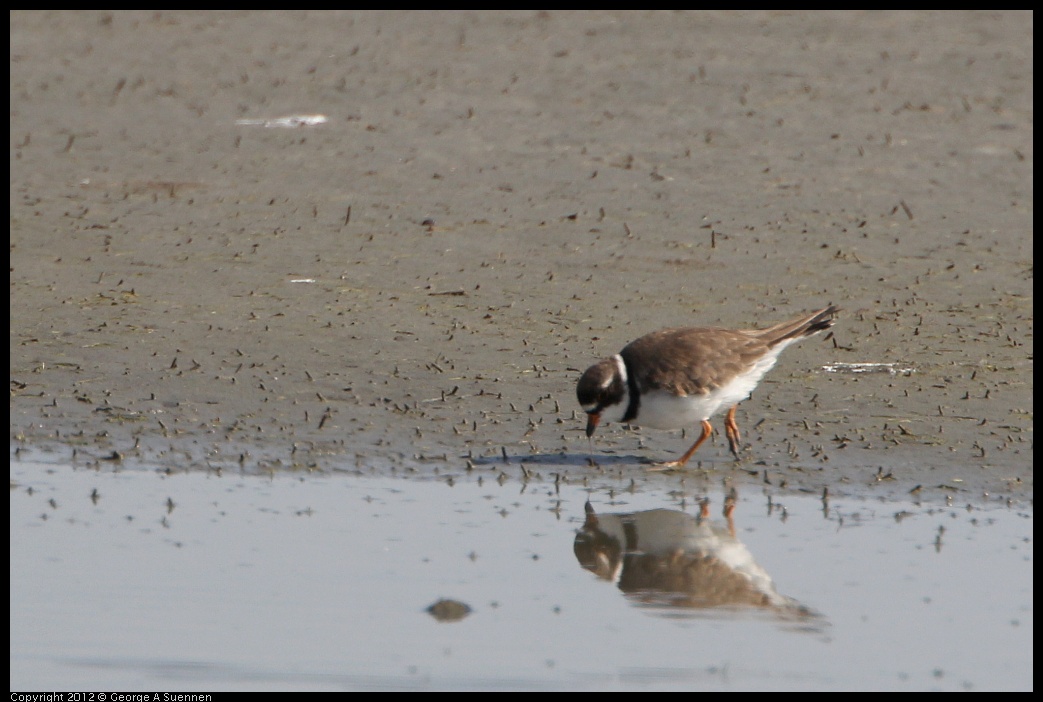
xmin=577 ymin=306 xmax=837 ymax=468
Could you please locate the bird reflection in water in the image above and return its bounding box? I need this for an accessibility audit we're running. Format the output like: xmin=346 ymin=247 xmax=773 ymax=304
xmin=574 ymin=489 xmax=825 ymax=628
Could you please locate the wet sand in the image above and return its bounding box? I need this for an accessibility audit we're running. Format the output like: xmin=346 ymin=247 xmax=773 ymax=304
xmin=10 ymin=11 xmax=1033 ymax=502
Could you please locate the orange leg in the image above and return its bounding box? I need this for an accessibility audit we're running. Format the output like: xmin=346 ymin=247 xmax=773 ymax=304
xmin=724 ymin=405 xmax=742 ymax=459
xmin=646 ymin=419 xmax=713 ymax=471
xmin=723 ymin=487 xmax=738 ymax=537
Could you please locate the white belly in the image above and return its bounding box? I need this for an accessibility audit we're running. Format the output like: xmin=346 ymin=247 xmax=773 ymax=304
xmin=627 ymin=389 xmax=726 ymax=429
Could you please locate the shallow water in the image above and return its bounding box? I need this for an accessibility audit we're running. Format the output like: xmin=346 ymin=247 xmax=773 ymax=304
xmin=10 ymin=458 xmax=1032 ymax=691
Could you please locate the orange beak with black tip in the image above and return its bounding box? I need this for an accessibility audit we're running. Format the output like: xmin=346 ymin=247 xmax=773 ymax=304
xmin=585 ymin=411 xmax=601 ymax=438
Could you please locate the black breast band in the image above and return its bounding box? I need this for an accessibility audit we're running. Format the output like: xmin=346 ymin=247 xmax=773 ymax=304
xmin=621 ymin=356 xmax=641 ymax=423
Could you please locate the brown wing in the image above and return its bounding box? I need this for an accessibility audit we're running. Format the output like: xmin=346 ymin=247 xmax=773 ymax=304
xmin=620 ymin=327 xmax=770 ymax=397
xmin=745 ymin=306 xmax=838 ymax=346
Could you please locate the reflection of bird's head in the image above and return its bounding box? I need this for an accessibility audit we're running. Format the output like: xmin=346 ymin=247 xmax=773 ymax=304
xmin=573 ymin=502 xmax=623 ymax=581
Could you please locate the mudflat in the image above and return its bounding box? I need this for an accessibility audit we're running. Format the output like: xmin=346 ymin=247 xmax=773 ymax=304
xmin=10 ymin=11 xmax=1032 ymax=501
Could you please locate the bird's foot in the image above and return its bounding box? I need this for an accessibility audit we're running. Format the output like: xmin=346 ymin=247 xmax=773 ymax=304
xmin=643 ymin=459 xmax=687 ymax=472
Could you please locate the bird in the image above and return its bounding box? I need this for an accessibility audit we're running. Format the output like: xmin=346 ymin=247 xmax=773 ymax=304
xmin=576 ymin=305 xmax=838 ymax=469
